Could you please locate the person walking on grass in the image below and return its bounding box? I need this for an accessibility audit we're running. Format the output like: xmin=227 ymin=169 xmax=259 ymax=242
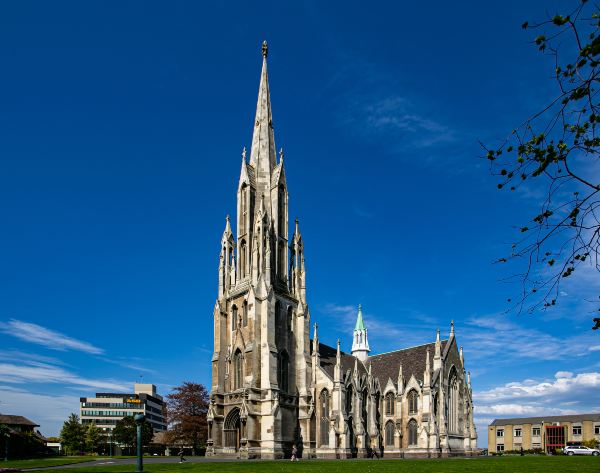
xmin=179 ymin=449 xmax=186 ymax=463
xmin=291 ymin=444 xmax=299 ymax=461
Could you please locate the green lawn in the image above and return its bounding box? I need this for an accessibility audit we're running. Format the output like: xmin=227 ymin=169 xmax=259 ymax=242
xmin=0 ymin=456 xmax=99 ymax=469
xmin=18 ymin=456 xmax=599 ymax=473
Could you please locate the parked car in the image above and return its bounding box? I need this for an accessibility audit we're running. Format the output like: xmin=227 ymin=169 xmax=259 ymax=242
xmin=563 ymin=445 xmax=600 ymax=456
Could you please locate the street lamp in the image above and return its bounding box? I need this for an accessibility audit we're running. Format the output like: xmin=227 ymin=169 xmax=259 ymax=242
xmin=134 ymin=414 xmax=145 ymax=473
xmin=109 ymin=429 xmax=113 ymax=458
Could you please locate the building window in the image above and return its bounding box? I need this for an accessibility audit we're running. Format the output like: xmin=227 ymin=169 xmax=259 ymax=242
xmin=243 ymin=301 xmax=248 ymax=327
xmin=514 ymin=428 xmax=522 ymax=437
xmin=573 ymin=425 xmax=582 ymax=436
xmin=497 ymin=444 xmax=504 ymax=452
xmin=277 ymin=351 xmax=289 ymax=393
xmin=448 ymin=368 xmax=459 ymax=433
xmin=240 ymin=240 xmax=247 ymax=276
xmin=408 ymin=390 xmax=418 ymax=415
xmin=385 ymin=392 xmax=395 ymax=416
xmin=345 ymin=386 xmax=353 ymax=415
xmin=231 ymin=305 xmax=238 ymax=330
xmin=319 ymin=389 xmax=329 ymax=447
xmin=385 ymin=421 xmax=395 ymax=447
xmin=532 ymin=427 xmax=541 ymax=436
xmin=408 ymin=420 xmax=418 ymax=446
xmin=497 ymin=429 xmax=504 ymax=437
xmin=595 ymin=424 xmax=600 ymax=435
xmin=233 ymin=350 xmax=243 ymax=390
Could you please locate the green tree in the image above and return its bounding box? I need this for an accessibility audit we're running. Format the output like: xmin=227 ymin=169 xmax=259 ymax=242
xmin=60 ymin=414 xmax=84 ymax=455
xmin=165 ymin=381 xmax=209 ymax=454
xmin=112 ymin=416 xmax=153 ymax=450
xmin=485 ymin=0 xmax=600 ymax=328
xmin=84 ymin=422 xmax=101 ymax=453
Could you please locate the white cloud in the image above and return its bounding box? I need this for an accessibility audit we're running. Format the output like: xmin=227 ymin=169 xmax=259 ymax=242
xmin=0 ymin=361 xmax=129 ymax=392
xmin=0 ymin=385 xmax=80 ymax=437
xmin=0 ymin=319 xmax=104 ymax=354
xmin=474 ymin=371 xmax=600 ymax=406
xmin=461 ymin=314 xmax=598 ymax=363
xmin=590 ymin=345 xmax=600 ymax=352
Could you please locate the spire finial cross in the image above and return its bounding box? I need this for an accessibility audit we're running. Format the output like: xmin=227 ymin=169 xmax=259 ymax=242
xmin=262 ymin=41 xmax=268 ymax=58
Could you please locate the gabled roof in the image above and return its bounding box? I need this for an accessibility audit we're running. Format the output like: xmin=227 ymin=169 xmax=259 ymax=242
xmin=368 ymin=341 xmax=447 ymax=386
xmin=313 ymin=342 xmax=367 ymax=380
xmin=490 ymin=413 xmax=600 ymax=426
xmin=0 ymin=415 xmax=39 ymax=427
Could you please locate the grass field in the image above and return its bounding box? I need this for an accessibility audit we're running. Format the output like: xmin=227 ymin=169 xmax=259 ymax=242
xmin=0 ymin=456 xmax=99 ymax=469
xmin=12 ymin=456 xmax=599 ymax=473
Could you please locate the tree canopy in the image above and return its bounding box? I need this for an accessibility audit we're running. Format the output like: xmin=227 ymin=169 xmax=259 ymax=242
xmin=165 ymin=381 xmax=209 ymax=454
xmin=484 ymin=0 xmax=600 ymax=328
xmin=112 ymin=416 xmax=154 ymax=448
xmin=60 ymin=413 xmax=85 ymax=455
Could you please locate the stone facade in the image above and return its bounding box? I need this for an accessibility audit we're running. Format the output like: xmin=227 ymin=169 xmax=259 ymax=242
xmin=205 ymin=42 xmax=477 ymax=459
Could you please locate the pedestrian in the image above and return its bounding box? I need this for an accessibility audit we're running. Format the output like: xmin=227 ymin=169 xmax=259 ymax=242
xmin=291 ymin=444 xmax=299 ymax=461
xmin=179 ymin=449 xmax=186 ymax=463
xmin=520 ymin=446 xmax=524 ymax=456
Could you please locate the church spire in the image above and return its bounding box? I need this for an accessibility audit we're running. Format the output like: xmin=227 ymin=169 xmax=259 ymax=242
xmin=351 ymin=304 xmax=370 ymax=361
xmin=249 ymin=40 xmax=277 ymax=193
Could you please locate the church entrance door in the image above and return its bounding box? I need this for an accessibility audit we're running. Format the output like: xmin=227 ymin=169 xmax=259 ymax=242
xmin=224 ymin=408 xmax=241 ymax=451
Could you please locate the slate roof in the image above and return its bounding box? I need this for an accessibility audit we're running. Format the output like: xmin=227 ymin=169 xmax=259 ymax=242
xmin=0 ymin=415 xmax=39 ymax=427
xmin=313 ymin=342 xmax=367 ymax=380
xmin=368 ymin=341 xmax=447 ymax=386
xmin=490 ymin=413 xmax=600 ymax=426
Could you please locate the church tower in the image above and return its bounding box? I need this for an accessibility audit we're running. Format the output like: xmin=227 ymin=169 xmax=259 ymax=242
xmin=351 ymin=304 xmax=370 ymax=361
xmin=207 ymin=42 xmax=312 ymax=460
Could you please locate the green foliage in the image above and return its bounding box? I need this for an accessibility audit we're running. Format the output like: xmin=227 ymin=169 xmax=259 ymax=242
xmin=84 ymin=422 xmax=101 ymax=453
xmin=165 ymin=381 xmax=209 ymax=455
xmin=112 ymin=416 xmax=153 ymax=448
xmin=60 ymin=414 xmax=85 ymax=455
xmin=485 ymin=0 xmax=600 ymax=322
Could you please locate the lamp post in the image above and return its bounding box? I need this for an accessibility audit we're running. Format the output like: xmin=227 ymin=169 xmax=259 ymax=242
xmin=134 ymin=414 xmax=145 ymax=473
xmin=109 ymin=429 xmax=113 ymax=458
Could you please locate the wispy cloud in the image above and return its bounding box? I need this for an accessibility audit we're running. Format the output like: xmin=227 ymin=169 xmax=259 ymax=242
xmin=475 ymin=371 xmax=600 ymax=405
xmin=0 ymin=360 xmax=128 ymax=392
xmin=0 ymin=385 xmax=80 ymax=437
xmin=461 ymin=314 xmax=599 ymax=364
xmin=0 ymin=319 xmax=103 ymax=354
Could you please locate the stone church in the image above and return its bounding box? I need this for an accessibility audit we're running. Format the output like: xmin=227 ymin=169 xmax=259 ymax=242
xmin=205 ymin=42 xmax=478 ymax=459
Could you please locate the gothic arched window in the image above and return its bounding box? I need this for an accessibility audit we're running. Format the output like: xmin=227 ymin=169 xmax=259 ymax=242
xmin=278 ymin=185 xmax=285 ymax=236
xmin=408 ymin=390 xmax=418 ymax=414
xmin=240 ymin=184 xmax=247 ymax=234
xmin=233 ymin=350 xmax=243 ymax=390
xmin=448 ymin=368 xmax=459 ymax=433
xmin=385 ymin=420 xmax=395 ymax=447
xmin=345 ymin=385 xmax=353 ymax=415
xmin=277 ymin=351 xmax=289 ymax=393
xmin=361 ymin=389 xmax=368 ymax=426
xmin=287 ymin=306 xmax=293 ymax=333
xmin=231 ymin=305 xmax=238 ymax=331
xmin=242 ymin=301 xmax=248 ymax=327
xmin=240 ymin=240 xmax=247 ymax=276
xmin=385 ymin=392 xmax=395 ymax=416
xmin=408 ymin=419 xmax=418 ymax=446
xmin=319 ymin=389 xmax=329 ymax=446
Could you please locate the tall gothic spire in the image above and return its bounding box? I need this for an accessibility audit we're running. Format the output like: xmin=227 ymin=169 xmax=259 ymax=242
xmin=351 ymin=304 xmax=370 ymax=361
xmin=249 ymin=40 xmax=277 ymax=192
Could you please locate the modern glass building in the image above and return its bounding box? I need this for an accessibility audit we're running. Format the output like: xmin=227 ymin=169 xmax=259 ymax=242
xmin=80 ymin=383 xmax=167 ymax=432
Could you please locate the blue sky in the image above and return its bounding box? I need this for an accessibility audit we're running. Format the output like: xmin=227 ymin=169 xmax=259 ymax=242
xmin=0 ymin=1 xmax=599 ymax=446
